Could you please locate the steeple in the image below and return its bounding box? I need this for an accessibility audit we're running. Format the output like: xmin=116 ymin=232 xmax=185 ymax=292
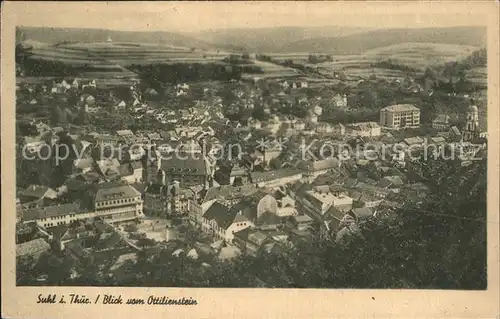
xmin=463 ymin=104 xmax=480 ymax=142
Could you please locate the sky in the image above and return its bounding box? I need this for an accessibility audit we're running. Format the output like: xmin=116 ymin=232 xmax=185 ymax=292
xmin=11 ymin=1 xmax=488 ymax=33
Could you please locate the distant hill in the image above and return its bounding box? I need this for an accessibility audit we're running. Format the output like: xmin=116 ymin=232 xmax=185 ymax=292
xmin=16 ymin=26 xmax=215 ymax=51
xmin=280 ymin=26 xmax=487 ymax=54
xmin=189 ymin=26 xmax=371 ymax=53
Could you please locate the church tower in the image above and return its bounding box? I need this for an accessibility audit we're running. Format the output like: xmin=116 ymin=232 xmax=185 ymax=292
xmin=463 ymin=104 xmax=479 ymax=142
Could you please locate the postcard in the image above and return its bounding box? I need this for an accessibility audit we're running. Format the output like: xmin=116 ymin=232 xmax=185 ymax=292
xmin=1 ymin=1 xmax=499 ymax=318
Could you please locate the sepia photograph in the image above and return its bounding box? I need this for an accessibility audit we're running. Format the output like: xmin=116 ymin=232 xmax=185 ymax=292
xmin=2 ymin=1 xmax=499 ymax=318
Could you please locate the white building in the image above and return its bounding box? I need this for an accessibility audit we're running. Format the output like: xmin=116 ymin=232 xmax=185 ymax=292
xmin=21 ymin=203 xmax=96 ymax=228
xmin=94 ymin=185 xmax=144 ymax=224
xmin=345 ymin=122 xmax=381 ymax=137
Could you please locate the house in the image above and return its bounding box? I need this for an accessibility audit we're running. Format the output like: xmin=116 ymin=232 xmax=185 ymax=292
xmin=94 ymin=134 xmax=120 ymax=146
xmin=252 ymin=141 xmax=283 ymax=166
xmin=322 ymin=206 xmax=346 ymax=234
xmin=403 ymin=136 xmax=425 ymax=152
xmin=332 ymin=94 xmax=348 ymax=109
xmin=96 ymin=158 xmax=121 ymax=180
xmin=291 ymin=214 xmax=314 ymax=231
xmin=232 ymin=228 xmax=271 ymax=256
xmin=116 ymin=130 xmax=136 ymax=144
xmin=332 ymin=123 xmax=346 ymax=137
xmin=21 ymin=136 xmax=46 ymax=154
xmin=302 ymin=186 xmax=353 ymax=215
xmin=19 ymin=185 xmax=58 ymax=209
xmin=345 ymin=122 xmax=381 ymax=137
xmin=160 ymin=156 xmax=212 ymax=188
xmin=201 ymin=184 xmax=259 ymax=209
xmin=201 ymin=202 xmax=254 ymax=243
xmin=275 ymin=193 xmax=298 ymax=217
xmin=129 ymin=161 xmax=143 ymax=183
xmin=251 ymin=169 xmax=303 ymax=188
xmin=377 ymin=175 xmax=404 ymax=192
xmin=315 ymin=122 xmax=333 ymax=135
xmin=114 ymin=100 xmax=127 ymax=111
xmin=21 ymin=203 xmax=94 ymax=228
xmin=165 ymin=182 xmax=195 ymax=215
xmin=298 ymin=158 xmax=340 ymax=180
xmin=354 ymin=191 xmax=384 ymax=208
xmin=71 ymin=79 xmax=79 ymax=90
xmin=263 ymin=116 xmax=282 ymax=135
xmin=144 ymin=183 xmax=168 ymax=216
xmin=80 ymin=94 xmax=96 ymax=106
xmin=348 ymin=207 xmax=374 ymax=221
xmin=94 ymin=184 xmax=144 ymax=224
xmin=380 ymin=104 xmax=420 ymax=128
xmin=432 ymin=115 xmax=451 ymax=130
xmin=72 ymin=158 xmax=95 ymax=174
xmin=144 ymin=88 xmax=160 ymax=101
xmin=176 ymin=83 xmax=190 ymax=91
xmin=247 ymin=118 xmax=262 ymax=130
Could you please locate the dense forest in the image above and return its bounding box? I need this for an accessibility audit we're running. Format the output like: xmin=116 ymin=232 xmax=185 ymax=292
xmin=18 ymin=158 xmax=487 ymax=289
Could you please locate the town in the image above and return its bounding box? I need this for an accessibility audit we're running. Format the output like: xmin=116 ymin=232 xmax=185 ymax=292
xmin=15 ymin=27 xmax=488 ymax=288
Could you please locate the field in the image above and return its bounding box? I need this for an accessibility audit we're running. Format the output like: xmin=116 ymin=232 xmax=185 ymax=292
xmin=20 ymin=41 xmax=486 ymax=85
xmin=21 ymin=41 xmax=304 ymax=81
xmin=307 ymin=43 xmax=483 ymax=82
xmin=244 ymin=60 xmax=302 ymax=80
xmin=465 ymin=67 xmax=487 ymax=86
xmin=363 ymin=43 xmax=479 ymax=68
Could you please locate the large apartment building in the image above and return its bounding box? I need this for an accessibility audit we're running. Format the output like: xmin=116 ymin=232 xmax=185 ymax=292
xmin=380 ymin=104 xmax=420 ymax=128
xmin=94 ymin=185 xmax=144 ymax=224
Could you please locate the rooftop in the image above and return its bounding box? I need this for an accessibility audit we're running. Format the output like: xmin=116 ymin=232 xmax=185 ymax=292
xmin=22 ymin=203 xmax=82 ymax=221
xmin=381 ymin=104 xmax=420 ymax=113
xmin=346 ymin=122 xmax=381 ymax=129
xmin=202 ymin=202 xmax=235 ymax=230
xmin=161 ymin=157 xmax=207 ymax=175
xmin=203 ymin=184 xmax=258 ymax=203
xmin=95 ymin=185 xmax=141 ymax=202
xmin=251 ymin=168 xmax=302 ymax=183
xmin=16 ymin=238 xmax=50 ymax=258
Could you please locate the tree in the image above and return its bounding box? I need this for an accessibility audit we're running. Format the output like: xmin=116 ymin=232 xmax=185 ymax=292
xmin=424 ymin=67 xmax=437 ymax=80
xmin=50 ymin=106 xmax=67 ymax=127
xmin=269 ymin=158 xmax=282 ymax=170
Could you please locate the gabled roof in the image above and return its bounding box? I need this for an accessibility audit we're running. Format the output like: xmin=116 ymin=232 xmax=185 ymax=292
xmin=202 ymin=202 xmax=235 ymax=230
xmin=324 ymin=206 xmax=345 ymax=220
xmin=293 ymin=214 xmax=313 ymax=224
xmin=23 ymin=203 xmax=81 ymax=222
xmin=251 ymin=168 xmax=302 ymax=183
xmin=351 ymin=207 xmax=373 ymax=219
xmin=381 ymin=104 xmax=419 ymax=112
xmin=299 ymin=158 xmax=340 ymax=172
xmin=433 ymin=114 xmax=451 ymax=124
xmin=161 ymin=157 xmax=207 ymax=176
xmin=404 ymin=136 xmax=424 ymax=146
xmin=449 ymin=126 xmax=461 ymax=136
xmin=20 ymin=185 xmax=57 ymax=200
xmin=203 ymin=185 xmax=258 ymax=203
xmin=16 ymin=238 xmax=50 ymax=258
xmin=227 ymin=191 xmax=274 ymax=222
xmin=74 ymin=158 xmax=94 ymax=170
xmin=95 ymin=185 xmax=141 ymax=202
xmin=255 ymin=211 xmax=282 ymax=226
